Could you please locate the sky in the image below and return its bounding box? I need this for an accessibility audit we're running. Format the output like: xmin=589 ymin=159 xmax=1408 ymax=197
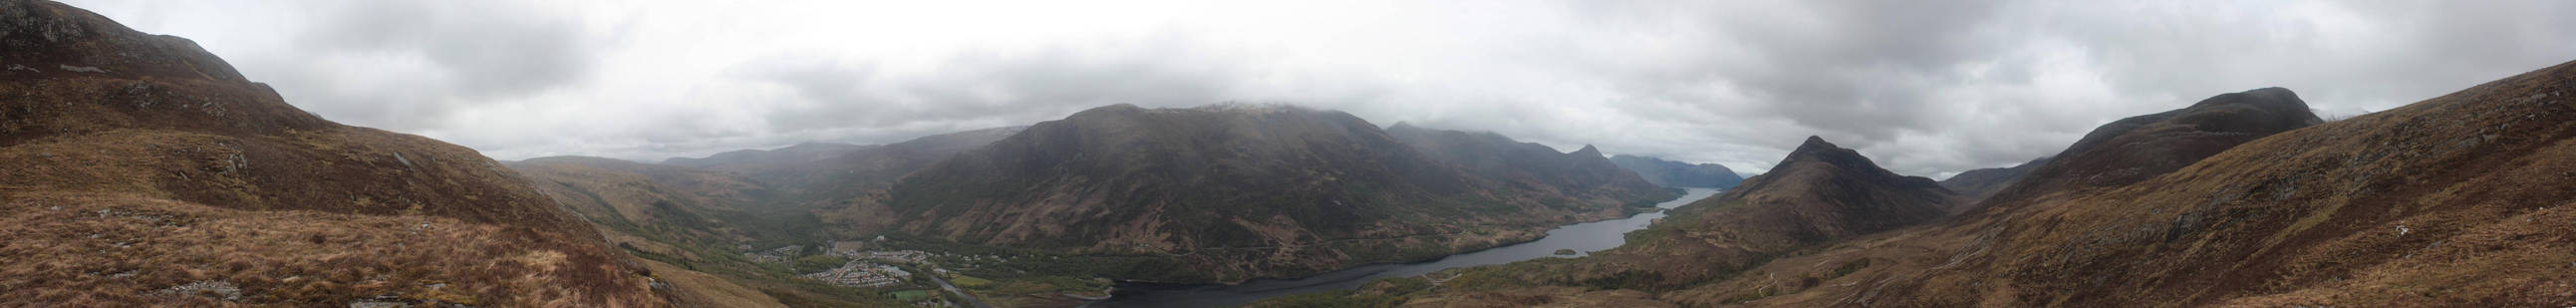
xmin=64 ymin=0 xmax=2576 ymax=178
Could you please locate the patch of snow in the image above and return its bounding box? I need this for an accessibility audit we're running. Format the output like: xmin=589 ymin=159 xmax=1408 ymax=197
xmin=5 ymin=64 xmax=35 ymax=72
xmin=2395 ymin=225 xmax=2408 ymax=235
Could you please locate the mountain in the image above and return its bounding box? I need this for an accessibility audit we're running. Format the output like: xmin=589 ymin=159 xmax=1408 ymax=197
xmin=1938 ymin=155 xmax=2049 ymax=200
xmin=1393 ymin=137 xmax=1957 ymax=305
xmin=1980 ymin=87 xmax=2323 ymax=206
xmin=1608 ymin=154 xmax=1747 ymax=188
xmin=1384 ymin=124 xmax=1679 ymax=206
xmin=0 ymin=1 xmax=664 ymax=305
xmin=1781 ymin=63 xmax=2574 ymax=307
xmin=1339 ymin=62 xmax=2576 ymax=307
xmin=879 ymin=104 xmax=1674 ymax=282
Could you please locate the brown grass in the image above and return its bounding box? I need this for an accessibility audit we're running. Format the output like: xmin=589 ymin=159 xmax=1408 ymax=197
xmin=0 ymin=191 xmax=663 ymax=306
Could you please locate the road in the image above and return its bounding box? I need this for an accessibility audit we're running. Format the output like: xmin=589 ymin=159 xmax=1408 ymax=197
xmin=925 ymin=273 xmax=994 ymax=308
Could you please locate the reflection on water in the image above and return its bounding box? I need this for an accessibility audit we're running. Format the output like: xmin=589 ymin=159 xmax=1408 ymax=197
xmin=1091 ymin=187 xmax=1722 ymax=308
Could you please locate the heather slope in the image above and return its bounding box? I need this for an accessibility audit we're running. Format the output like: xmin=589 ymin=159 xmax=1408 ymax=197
xmin=0 ymin=0 xmax=664 ymax=305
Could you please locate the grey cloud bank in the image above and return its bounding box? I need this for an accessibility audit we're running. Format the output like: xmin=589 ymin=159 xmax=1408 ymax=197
xmin=64 ymin=0 xmax=2576 ymax=177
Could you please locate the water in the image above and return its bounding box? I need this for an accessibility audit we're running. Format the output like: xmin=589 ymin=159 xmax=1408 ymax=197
xmin=1090 ymin=187 xmax=1722 ymax=307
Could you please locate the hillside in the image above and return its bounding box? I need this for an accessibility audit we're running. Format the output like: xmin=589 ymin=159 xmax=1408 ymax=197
xmin=879 ymin=104 xmax=1673 ymax=283
xmin=0 ymin=0 xmax=665 ymax=305
xmin=1979 ymin=87 xmax=2323 ymax=206
xmin=1308 ymin=62 xmax=2576 ymax=307
xmin=1609 ymin=154 xmax=1747 ymax=188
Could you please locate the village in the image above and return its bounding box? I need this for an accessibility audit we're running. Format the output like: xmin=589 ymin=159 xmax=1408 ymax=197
xmin=736 ymin=237 xmax=1017 ymax=307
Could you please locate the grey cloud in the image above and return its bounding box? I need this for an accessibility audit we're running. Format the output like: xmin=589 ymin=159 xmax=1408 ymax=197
xmin=301 ymin=0 xmax=598 ymax=98
xmin=741 ymin=37 xmax=1249 ymax=137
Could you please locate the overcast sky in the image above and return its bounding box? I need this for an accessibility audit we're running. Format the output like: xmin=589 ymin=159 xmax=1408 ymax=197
xmin=66 ymin=0 xmax=2576 ymax=177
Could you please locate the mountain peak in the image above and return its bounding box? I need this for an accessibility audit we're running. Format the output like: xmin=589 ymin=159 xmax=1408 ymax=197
xmin=1572 ymin=145 xmax=1601 ymax=156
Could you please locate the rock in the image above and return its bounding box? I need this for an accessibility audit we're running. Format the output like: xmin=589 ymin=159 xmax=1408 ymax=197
xmin=155 ymin=280 xmax=241 ymax=301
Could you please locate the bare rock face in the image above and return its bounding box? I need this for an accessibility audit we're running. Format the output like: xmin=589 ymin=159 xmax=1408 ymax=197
xmin=0 ymin=1 xmax=666 ymax=305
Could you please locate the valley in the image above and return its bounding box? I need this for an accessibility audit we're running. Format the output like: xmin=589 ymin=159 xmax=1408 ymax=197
xmin=9 ymin=1 xmax=2571 ymax=307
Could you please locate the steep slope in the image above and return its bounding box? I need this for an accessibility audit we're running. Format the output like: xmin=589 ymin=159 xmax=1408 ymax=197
xmin=1385 ymin=124 xmax=1679 ymax=206
xmin=1939 ymin=156 xmax=2049 ymax=200
xmin=1609 ymin=154 xmax=1748 ymax=188
xmin=882 ymin=104 xmax=1663 ymax=282
xmin=0 ymin=1 xmax=663 ymax=305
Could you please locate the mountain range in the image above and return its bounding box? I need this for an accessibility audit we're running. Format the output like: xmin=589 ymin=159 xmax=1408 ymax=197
xmin=1608 ymin=154 xmax=1747 ymax=188
xmin=1255 ymin=61 xmax=2576 ymax=307
xmin=877 ymin=104 xmax=1675 ymax=282
xmin=11 ymin=1 xmax=2572 ymax=306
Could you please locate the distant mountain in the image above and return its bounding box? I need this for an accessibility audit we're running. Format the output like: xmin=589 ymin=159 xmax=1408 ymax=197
xmin=1938 ymin=155 xmax=2049 ymax=200
xmin=0 ymin=0 xmax=663 ymax=304
xmin=1607 ymin=154 xmax=1746 ymax=188
xmin=661 ymin=128 xmax=1021 ymax=207
xmin=1385 ymin=124 xmax=1678 ymax=205
xmin=664 ymin=142 xmax=870 ymax=169
xmin=879 ymin=104 xmax=1675 ymax=282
